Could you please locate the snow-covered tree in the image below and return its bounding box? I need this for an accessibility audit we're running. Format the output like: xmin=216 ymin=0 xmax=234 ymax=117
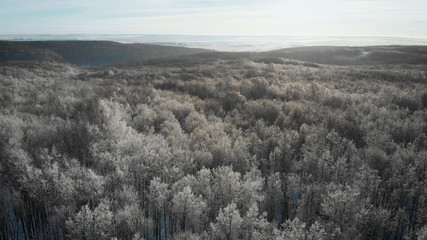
xmin=209 ymin=202 xmax=243 ymax=240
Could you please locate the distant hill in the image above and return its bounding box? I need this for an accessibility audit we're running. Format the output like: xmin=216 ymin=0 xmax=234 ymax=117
xmin=0 ymin=41 xmax=211 ymax=67
xmin=147 ymin=45 xmax=427 ymax=67
xmin=263 ymin=46 xmax=427 ymax=65
xmin=2 ymin=41 xmax=427 ymax=67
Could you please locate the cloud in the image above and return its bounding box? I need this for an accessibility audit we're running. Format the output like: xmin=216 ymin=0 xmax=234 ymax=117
xmin=0 ymin=0 xmax=426 ymax=37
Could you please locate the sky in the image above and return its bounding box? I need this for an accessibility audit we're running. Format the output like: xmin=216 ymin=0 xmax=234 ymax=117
xmin=1 ymin=0 xmax=427 ymax=38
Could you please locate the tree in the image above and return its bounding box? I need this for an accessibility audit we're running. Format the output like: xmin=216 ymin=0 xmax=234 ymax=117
xmin=238 ymin=164 xmax=264 ymax=214
xmin=209 ymin=202 xmax=243 ymax=240
xmin=113 ymin=185 xmax=152 ymax=239
xmin=171 ymin=231 xmax=201 ymax=240
xmin=172 ymin=186 xmax=207 ymax=232
xmin=278 ymin=218 xmax=327 ymax=240
xmin=321 ymin=185 xmax=361 ymax=238
xmin=265 ymin=172 xmax=283 ymax=222
xmin=149 ymin=177 xmax=170 ymax=240
xmin=210 ymin=166 xmax=242 ymax=217
xmin=66 ymin=199 xmax=113 ymax=240
xmin=241 ymin=204 xmax=273 ymax=240
xmin=115 ymin=204 xmax=152 ymax=240
xmin=285 ymin=173 xmax=302 ymax=219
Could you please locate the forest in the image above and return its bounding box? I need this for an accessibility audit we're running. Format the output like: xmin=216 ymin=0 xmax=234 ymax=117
xmin=0 ymin=44 xmax=427 ymax=240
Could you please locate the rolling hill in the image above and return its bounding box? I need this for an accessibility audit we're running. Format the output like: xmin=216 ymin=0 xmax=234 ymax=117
xmin=263 ymin=45 xmax=427 ymax=65
xmin=0 ymin=40 xmax=211 ymax=67
xmin=2 ymin=41 xmax=427 ymax=67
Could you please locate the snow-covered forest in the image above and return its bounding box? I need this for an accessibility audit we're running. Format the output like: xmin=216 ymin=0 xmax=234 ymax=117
xmin=0 ymin=54 xmax=426 ymax=239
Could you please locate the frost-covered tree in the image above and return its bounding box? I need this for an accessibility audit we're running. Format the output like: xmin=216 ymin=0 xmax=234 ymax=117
xmin=66 ymin=199 xmax=113 ymax=240
xmin=172 ymin=186 xmax=207 ymax=232
xmin=278 ymin=218 xmax=327 ymax=240
xmin=209 ymin=202 xmax=243 ymax=240
xmin=265 ymin=172 xmax=283 ymax=222
xmin=241 ymin=204 xmax=273 ymax=240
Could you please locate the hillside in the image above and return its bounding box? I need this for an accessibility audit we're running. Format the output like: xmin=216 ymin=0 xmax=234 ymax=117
xmin=0 ymin=41 xmax=211 ymax=67
xmin=2 ymin=41 xmax=427 ymax=68
xmin=264 ymin=45 xmax=427 ymax=65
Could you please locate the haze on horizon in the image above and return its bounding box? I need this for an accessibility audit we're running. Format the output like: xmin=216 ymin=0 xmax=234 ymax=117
xmin=1 ymin=0 xmax=427 ymax=39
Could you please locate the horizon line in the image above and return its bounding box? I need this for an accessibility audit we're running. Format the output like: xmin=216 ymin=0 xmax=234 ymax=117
xmin=1 ymin=33 xmax=427 ymax=40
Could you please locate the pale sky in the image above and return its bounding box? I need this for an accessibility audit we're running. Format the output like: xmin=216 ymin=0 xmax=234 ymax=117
xmin=1 ymin=0 xmax=427 ymax=38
